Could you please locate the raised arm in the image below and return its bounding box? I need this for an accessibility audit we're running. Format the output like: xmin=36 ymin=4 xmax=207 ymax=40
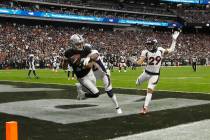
xmin=135 ymin=50 xmax=147 ymax=65
xmin=165 ymin=31 xmax=180 ymax=54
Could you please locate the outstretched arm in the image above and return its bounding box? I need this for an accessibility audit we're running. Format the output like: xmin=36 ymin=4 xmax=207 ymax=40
xmin=165 ymin=31 xmax=180 ymax=54
xmin=136 ymin=56 xmax=145 ymax=65
xmin=83 ymin=50 xmax=100 ymax=66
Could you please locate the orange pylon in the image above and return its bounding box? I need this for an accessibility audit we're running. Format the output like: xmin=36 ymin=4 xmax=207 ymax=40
xmin=6 ymin=121 xmax=18 ymax=140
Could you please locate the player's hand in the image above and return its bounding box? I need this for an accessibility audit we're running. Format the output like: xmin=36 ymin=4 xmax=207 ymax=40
xmin=61 ymin=58 xmax=68 ymax=70
xmin=83 ymin=57 xmax=90 ymax=66
xmin=172 ymin=31 xmax=180 ymax=41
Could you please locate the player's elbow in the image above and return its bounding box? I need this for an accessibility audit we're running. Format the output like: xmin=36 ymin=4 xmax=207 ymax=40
xmin=167 ymin=48 xmax=175 ymax=53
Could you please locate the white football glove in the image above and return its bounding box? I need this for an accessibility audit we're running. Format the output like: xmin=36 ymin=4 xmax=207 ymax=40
xmin=83 ymin=57 xmax=90 ymax=66
xmin=172 ymin=31 xmax=180 ymax=41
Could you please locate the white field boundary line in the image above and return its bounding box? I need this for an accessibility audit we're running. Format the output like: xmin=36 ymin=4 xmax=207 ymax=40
xmin=0 ymin=80 xmax=209 ymax=94
xmin=110 ymin=119 xmax=210 ymax=140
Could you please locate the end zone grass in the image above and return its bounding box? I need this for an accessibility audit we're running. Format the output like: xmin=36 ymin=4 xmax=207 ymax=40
xmin=0 ymin=66 xmax=210 ymax=93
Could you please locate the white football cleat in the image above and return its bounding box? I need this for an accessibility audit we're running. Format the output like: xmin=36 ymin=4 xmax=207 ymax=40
xmin=116 ymin=107 xmax=123 ymax=114
xmin=140 ymin=106 xmax=149 ymax=115
xmin=76 ymin=83 xmax=86 ymax=100
xmin=77 ymin=92 xmax=86 ymax=100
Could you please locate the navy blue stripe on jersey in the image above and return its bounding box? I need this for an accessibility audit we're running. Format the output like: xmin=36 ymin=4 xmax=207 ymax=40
xmin=96 ymin=59 xmax=107 ymax=73
xmin=106 ymin=74 xmax=111 ymax=89
xmin=145 ymin=70 xmax=160 ymax=75
xmin=106 ymin=90 xmax=113 ymax=98
xmin=146 ymin=52 xmax=148 ymax=58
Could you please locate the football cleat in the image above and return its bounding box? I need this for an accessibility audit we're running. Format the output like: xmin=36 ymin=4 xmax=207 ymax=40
xmin=140 ymin=106 xmax=149 ymax=115
xmin=35 ymin=76 xmax=39 ymax=79
xmin=116 ymin=107 xmax=123 ymax=114
xmin=76 ymin=83 xmax=86 ymax=100
xmin=77 ymin=92 xmax=86 ymax=100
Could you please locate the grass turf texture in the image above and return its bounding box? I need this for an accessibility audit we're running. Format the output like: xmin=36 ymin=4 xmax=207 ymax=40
xmin=0 ymin=66 xmax=210 ymax=93
xmin=0 ymin=66 xmax=210 ymax=140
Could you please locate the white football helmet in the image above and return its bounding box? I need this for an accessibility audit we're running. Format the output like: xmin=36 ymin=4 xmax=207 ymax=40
xmin=70 ymin=34 xmax=84 ymax=45
xmin=29 ymin=54 xmax=34 ymax=57
xmin=145 ymin=37 xmax=158 ymax=52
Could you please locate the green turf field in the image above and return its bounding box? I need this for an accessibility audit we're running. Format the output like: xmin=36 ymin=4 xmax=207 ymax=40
xmin=0 ymin=66 xmax=210 ymax=93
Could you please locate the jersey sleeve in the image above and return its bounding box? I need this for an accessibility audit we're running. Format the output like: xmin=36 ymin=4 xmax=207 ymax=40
xmin=140 ymin=50 xmax=148 ymax=58
xmin=158 ymin=47 xmax=166 ymax=55
xmin=83 ymin=45 xmax=92 ymax=56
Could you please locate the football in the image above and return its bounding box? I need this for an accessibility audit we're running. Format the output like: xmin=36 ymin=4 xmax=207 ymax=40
xmin=70 ymin=54 xmax=81 ymax=64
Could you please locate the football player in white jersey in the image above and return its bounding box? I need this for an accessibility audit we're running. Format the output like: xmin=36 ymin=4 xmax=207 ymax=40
xmin=55 ymin=55 xmax=60 ymax=72
xmin=135 ymin=31 xmax=180 ymax=114
xmin=67 ymin=64 xmax=75 ymax=80
xmin=52 ymin=53 xmax=57 ymax=72
xmin=118 ymin=55 xmax=127 ymax=72
xmin=27 ymin=54 xmax=39 ymax=79
xmin=81 ymin=43 xmax=122 ymax=114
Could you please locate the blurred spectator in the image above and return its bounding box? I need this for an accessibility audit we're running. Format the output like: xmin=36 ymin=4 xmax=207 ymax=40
xmin=0 ymin=22 xmax=209 ymax=69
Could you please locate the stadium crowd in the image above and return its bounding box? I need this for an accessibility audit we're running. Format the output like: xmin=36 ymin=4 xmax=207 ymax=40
xmin=181 ymin=10 xmax=210 ymax=23
xmin=0 ymin=23 xmax=209 ymax=69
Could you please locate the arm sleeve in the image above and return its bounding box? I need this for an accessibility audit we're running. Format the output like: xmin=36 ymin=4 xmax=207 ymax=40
xmin=88 ymin=50 xmax=100 ymax=60
xmin=140 ymin=50 xmax=148 ymax=58
xmin=64 ymin=48 xmax=73 ymax=58
xmin=158 ymin=47 xmax=166 ymax=54
xmin=167 ymin=39 xmax=176 ymax=53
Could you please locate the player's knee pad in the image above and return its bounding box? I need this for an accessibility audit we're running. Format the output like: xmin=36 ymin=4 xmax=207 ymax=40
xmin=106 ymin=90 xmax=113 ymax=98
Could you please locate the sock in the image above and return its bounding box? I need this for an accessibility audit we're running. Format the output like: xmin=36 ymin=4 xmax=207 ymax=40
xmin=144 ymin=93 xmax=152 ymax=107
xmin=28 ymin=70 xmax=31 ymax=76
xmin=67 ymin=71 xmax=70 ymax=78
xmin=33 ymin=70 xmax=37 ymax=77
xmin=111 ymin=94 xmax=119 ymax=108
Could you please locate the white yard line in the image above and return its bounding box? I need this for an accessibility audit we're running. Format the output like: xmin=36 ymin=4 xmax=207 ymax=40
xmin=110 ymin=119 xmax=210 ymax=140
